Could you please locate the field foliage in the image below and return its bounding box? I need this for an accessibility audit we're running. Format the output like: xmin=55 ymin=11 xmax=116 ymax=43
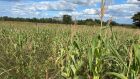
xmin=0 ymin=21 xmax=140 ymax=79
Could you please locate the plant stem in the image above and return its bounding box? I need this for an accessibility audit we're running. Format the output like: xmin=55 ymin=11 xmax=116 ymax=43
xmin=100 ymin=0 xmax=105 ymax=28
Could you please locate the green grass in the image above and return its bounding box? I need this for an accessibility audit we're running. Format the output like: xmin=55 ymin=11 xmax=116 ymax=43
xmin=0 ymin=21 xmax=140 ymax=79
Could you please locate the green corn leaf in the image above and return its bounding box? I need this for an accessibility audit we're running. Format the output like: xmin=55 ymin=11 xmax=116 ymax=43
xmin=88 ymin=48 xmax=94 ymax=71
xmin=70 ymin=65 xmax=76 ymax=75
xmin=109 ymin=43 xmax=127 ymax=68
xmin=61 ymin=72 xmax=69 ymax=78
xmin=134 ymin=44 xmax=140 ymax=64
xmin=106 ymin=72 xmax=128 ymax=79
xmin=73 ymin=40 xmax=80 ymax=50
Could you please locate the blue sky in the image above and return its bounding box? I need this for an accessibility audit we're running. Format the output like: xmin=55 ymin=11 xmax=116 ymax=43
xmin=0 ymin=0 xmax=140 ymax=24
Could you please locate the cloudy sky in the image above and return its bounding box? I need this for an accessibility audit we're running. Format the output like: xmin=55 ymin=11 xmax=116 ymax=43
xmin=0 ymin=0 xmax=140 ymax=24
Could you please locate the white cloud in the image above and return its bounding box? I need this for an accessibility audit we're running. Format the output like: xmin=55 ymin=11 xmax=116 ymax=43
xmin=107 ymin=3 xmax=140 ymax=19
xmin=11 ymin=0 xmax=77 ymax=17
xmin=58 ymin=11 xmax=82 ymax=17
xmin=66 ymin=0 xmax=101 ymax=5
xmin=83 ymin=9 xmax=97 ymax=15
xmin=33 ymin=1 xmax=76 ymax=11
xmin=108 ymin=4 xmax=139 ymax=10
xmin=13 ymin=0 xmax=77 ymax=12
xmin=12 ymin=3 xmax=37 ymax=17
xmin=127 ymin=0 xmax=140 ymax=4
xmin=58 ymin=8 xmax=97 ymax=18
xmin=71 ymin=12 xmax=82 ymax=16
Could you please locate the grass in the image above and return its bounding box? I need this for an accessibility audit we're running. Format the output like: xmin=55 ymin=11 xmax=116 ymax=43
xmin=0 ymin=21 xmax=140 ymax=79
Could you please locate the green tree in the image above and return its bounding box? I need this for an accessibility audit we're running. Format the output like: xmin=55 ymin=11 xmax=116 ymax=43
xmin=132 ymin=12 xmax=140 ymax=27
xmin=63 ymin=15 xmax=72 ymax=24
xmin=85 ymin=19 xmax=94 ymax=26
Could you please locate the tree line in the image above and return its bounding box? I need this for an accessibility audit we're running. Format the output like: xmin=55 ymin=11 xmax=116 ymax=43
xmin=0 ymin=16 xmax=62 ymax=23
xmin=0 ymin=15 xmax=134 ymax=27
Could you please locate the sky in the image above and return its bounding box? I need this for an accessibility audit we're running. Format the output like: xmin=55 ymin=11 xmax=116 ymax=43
xmin=0 ymin=0 xmax=140 ymax=24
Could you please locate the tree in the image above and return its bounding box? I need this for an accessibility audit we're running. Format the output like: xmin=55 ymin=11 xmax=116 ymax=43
xmin=106 ymin=20 xmax=118 ymax=26
xmin=94 ymin=19 xmax=101 ymax=25
xmin=85 ymin=19 xmax=94 ymax=26
xmin=132 ymin=12 xmax=140 ymax=27
xmin=63 ymin=15 xmax=72 ymax=24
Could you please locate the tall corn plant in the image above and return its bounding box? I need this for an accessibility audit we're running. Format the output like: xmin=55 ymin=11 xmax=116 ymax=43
xmin=55 ymin=37 xmax=85 ymax=79
xmin=100 ymin=0 xmax=106 ymax=28
xmin=100 ymin=0 xmax=140 ymax=79
xmin=105 ymin=40 xmax=140 ymax=79
xmin=86 ymin=0 xmax=107 ymax=78
xmin=56 ymin=0 xmax=113 ymax=79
